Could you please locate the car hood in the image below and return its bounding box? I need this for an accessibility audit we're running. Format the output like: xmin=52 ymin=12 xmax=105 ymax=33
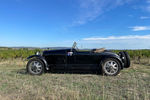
xmin=42 ymin=49 xmax=71 ymax=55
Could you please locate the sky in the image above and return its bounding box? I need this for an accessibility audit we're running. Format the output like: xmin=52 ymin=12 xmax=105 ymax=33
xmin=0 ymin=0 xmax=150 ymax=49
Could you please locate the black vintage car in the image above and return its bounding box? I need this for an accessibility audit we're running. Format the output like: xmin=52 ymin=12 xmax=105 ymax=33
xmin=26 ymin=42 xmax=130 ymax=76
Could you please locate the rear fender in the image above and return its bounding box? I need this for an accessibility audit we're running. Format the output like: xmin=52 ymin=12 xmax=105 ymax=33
xmin=100 ymin=55 xmax=124 ymax=69
xmin=27 ymin=55 xmax=49 ymax=70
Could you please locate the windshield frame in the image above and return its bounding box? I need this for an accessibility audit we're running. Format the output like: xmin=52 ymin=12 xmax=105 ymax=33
xmin=71 ymin=42 xmax=79 ymax=51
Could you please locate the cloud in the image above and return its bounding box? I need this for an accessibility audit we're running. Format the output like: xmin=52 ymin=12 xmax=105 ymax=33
xmin=130 ymin=26 xmax=150 ymax=31
xmin=143 ymin=0 xmax=150 ymax=12
xmin=83 ymin=34 xmax=150 ymax=41
xmin=146 ymin=0 xmax=150 ymax=12
xmin=79 ymin=38 xmax=150 ymax=49
xmin=134 ymin=0 xmax=150 ymax=12
xmin=130 ymin=0 xmax=150 ymax=13
xmin=140 ymin=16 xmax=150 ymax=19
xmin=147 ymin=0 xmax=150 ymax=3
xmin=147 ymin=6 xmax=150 ymax=12
xmin=80 ymin=34 xmax=150 ymax=49
xmin=73 ymin=0 xmax=135 ymax=25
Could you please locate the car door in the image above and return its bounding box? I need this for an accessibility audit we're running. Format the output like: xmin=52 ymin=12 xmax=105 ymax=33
xmin=66 ymin=49 xmax=76 ymax=71
xmin=44 ymin=50 xmax=67 ymax=71
xmin=74 ymin=51 xmax=98 ymax=71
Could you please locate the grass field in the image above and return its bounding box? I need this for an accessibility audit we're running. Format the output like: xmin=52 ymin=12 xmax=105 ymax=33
xmin=0 ymin=59 xmax=150 ymax=100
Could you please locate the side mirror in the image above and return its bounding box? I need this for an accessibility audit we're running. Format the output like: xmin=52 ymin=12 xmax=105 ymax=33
xmin=67 ymin=52 xmax=73 ymax=56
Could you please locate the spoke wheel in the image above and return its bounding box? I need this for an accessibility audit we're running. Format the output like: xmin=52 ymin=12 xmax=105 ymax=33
xmin=27 ymin=59 xmax=44 ymax=75
xmin=102 ymin=58 xmax=121 ymax=76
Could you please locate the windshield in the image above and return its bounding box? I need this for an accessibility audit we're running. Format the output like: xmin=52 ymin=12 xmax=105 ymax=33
xmin=72 ymin=42 xmax=79 ymax=51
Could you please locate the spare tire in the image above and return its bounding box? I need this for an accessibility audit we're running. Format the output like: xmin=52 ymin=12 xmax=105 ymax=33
xmin=119 ymin=52 xmax=127 ymax=68
xmin=123 ymin=51 xmax=130 ymax=68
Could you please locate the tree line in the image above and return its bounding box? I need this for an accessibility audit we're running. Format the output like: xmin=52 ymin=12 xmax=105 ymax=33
xmin=0 ymin=48 xmax=150 ymax=59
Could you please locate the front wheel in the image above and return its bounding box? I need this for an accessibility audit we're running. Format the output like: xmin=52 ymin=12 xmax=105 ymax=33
xmin=27 ymin=58 xmax=44 ymax=75
xmin=101 ymin=58 xmax=121 ymax=76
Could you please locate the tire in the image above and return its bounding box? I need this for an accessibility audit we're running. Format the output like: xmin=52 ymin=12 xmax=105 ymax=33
xmin=101 ymin=58 xmax=121 ymax=76
xmin=27 ymin=58 xmax=44 ymax=75
xmin=123 ymin=51 xmax=130 ymax=68
xmin=119 ymin=52 xmax=127 ymax=68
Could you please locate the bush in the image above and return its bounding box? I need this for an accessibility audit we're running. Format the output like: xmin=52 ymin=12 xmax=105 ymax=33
xmin=0 ymin=48 xmax=150 ymax=59
xmin=0 ymin=48 xmax=42 ymax=59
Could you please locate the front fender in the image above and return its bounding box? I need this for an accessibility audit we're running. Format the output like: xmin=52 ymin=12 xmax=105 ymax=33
xmin=27 ymin=55 xmax=49 ymax=70
xmin=27 ymin=55 xmax=41 ymax=60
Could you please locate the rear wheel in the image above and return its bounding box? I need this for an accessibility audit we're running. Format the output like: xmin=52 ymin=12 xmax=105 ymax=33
xmin=101 ymin=58 xmax=121 ymax=76
xmin=27 ymin=58 xmax=44 ymax=75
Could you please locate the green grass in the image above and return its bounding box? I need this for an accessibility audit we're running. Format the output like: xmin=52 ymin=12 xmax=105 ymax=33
xmin=0 ymin=59 xmax=150 ymax=100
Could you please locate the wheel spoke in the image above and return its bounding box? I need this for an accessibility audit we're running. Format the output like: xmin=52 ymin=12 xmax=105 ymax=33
xmin=113 ymin=66 xmax=117 ymax=70
xmin=111 ymin=61 xmax=113 ymax=66
xmin=37 ymin=67 xmax=42 ymax=71
xmin=33 ymin=62 xmax=37 ymax=66
xmin=110 ymin=69 xmax=114 ymax=73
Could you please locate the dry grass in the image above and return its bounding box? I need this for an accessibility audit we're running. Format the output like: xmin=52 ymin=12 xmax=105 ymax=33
xmin=0 ymin=59 xmax=150 ymax=100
